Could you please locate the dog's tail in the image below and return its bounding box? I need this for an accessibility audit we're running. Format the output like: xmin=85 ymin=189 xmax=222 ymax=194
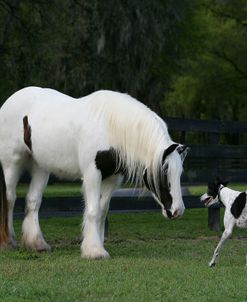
xmin=0 ymin=162 xmax=8 ymax=248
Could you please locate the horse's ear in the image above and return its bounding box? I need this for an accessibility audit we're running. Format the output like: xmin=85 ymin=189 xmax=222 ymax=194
xmin=177 ymin=144 xmax=190 ymax=162
xmin=162 ymin=144 xmax=179 ymax=162
xmin=177 ymin=144 xmax=190 ymax=155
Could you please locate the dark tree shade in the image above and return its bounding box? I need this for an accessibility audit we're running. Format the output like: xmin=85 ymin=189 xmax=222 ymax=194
xmin=0 ymin=0 xmax=194 ymax=114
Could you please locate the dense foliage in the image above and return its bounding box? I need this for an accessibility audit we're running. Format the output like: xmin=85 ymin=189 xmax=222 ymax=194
xmin=0 ymin=0 xmax=246 ymax=120
xmin=164 ymin=0 xmax=247 ymax=121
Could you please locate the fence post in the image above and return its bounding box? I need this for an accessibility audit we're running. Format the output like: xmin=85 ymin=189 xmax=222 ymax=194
xmin=208 ymin=131 xmax=221 ymax=231
xmin=104 ymin=216 xmax=109 ymax=240
xmin=208 ymin=207 xmax=220 ymax=231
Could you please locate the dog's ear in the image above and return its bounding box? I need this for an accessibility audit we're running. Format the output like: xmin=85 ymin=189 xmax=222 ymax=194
xmin=208 ymin=181 xmax=216 ymax=190
xmin=221 ymin=180 xmax=229 ymax=187
xmin=216 ymin=176 xmax=230 ymax=187
xmin=207 ymin=181 xmax=218 ymax=197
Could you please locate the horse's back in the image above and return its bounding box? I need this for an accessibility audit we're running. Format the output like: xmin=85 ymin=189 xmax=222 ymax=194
xmin=1 ymin=86 xmax=75 ymax=111
xmin=0 ymin=87 xmax=84 ymax=177
xmin=0 ymin=87 xmax=45 ymax=161
xmin=0 ymin=86 xmax=77 ymax=144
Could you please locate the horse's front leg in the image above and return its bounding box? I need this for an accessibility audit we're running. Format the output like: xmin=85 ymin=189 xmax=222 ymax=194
xmin=81 ymin=166 xmax=109 ymax=259
xmin=99 ymin=175 xmax=123 ymax=243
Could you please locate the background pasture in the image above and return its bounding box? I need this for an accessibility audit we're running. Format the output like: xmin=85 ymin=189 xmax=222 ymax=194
xmin=0 ymin=209 xmax=246 ymax=301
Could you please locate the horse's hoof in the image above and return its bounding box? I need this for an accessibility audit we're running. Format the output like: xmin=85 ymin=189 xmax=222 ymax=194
xmin=0 ymin=242 xmax=10 ymax=250
xmin=81 ymin=245 xmax=110 ymax=259
xmin=36 ymin=243 xmax=51 ymax=252
xmin=10 ymin=236 xmax=17 ymax=249
xmin=22 ymin=239 xmax=51 ymax=252
xmin=82 ymin=253 xmax=110 ymax=260
xmin=0 ymin=238 xmax=17 ymax=250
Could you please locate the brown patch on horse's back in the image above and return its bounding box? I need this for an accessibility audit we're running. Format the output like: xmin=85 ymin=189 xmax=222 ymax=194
xmin=23 ymin=115 xmax=32 ymax=151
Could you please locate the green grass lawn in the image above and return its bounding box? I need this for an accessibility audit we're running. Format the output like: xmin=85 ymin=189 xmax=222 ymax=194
xmin=0 ymin=210 xmax=246 ymax=302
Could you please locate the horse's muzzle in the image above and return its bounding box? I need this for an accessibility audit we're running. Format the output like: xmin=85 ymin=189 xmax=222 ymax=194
xmin=166 ymin=208 xmax=183 ymax=219
xmin=172 ymin=209 xmax=180 ymax=219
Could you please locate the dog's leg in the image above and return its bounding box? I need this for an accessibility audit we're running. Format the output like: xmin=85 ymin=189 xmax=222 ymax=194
xmin=209 ymin=214 xmax=235 ymax=267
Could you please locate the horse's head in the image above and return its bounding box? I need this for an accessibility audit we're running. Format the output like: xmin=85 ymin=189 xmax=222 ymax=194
xmin=143 ymin=143 xmax=189 ymax=219
xmin=200 ymin=177 xmax=229 ymax=207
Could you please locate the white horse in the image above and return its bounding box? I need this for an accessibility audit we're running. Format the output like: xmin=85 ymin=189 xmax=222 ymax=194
xmin=0 ymin=87 xmax=188 ymax=258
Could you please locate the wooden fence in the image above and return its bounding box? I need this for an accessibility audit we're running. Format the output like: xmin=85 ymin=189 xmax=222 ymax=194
xmin=11 ymin=117 xmax=247 ymax=231
xmin=168 ymin=117 xmax=247 ymax=230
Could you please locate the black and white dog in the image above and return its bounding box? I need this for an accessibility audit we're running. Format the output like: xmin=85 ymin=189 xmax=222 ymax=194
xmin=201 ymin=178 xmax=247 ymax=267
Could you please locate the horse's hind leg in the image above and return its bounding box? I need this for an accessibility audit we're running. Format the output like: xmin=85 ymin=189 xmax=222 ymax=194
xmin=1 ymin=162 xmax=23 ymax=248
xmin=22 ymin=164 xmax=50 ymax=251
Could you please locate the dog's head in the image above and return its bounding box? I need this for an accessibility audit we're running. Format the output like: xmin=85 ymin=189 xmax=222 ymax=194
xmin=200 ymin=177 xmax=229 ymax=207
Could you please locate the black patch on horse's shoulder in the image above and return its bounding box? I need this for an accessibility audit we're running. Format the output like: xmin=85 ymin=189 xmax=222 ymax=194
xmin=95 ymin=148 xmax=121 ymax=180
xmin=230 ymin=191 xmax=246 ymax=219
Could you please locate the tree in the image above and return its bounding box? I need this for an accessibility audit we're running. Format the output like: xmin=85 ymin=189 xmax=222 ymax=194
xmin=88 ymin=0 xmax=195 ymax=111
xmin=0 ymin=0 xmax=195 ymax=113
xmin=163 ymin=0 xmax=247 ymax=121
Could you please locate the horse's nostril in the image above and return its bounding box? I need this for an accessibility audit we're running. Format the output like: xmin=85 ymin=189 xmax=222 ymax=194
xmin=172 ymin=209 xmax=182 ymax=219
xmin=166 ymin=210 xmax=173 ymax=219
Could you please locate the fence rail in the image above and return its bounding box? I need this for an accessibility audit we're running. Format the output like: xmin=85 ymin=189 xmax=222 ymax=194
xmin=165 ymin=117 xmax=247 ymax=134
xmin=14 ymin=191 xmax=205 ymax=214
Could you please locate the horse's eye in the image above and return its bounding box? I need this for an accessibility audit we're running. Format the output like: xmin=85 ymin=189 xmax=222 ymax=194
xmin=163 ymin=168 xmax=168 ymax=175
xmin=163 ymin=164 xmax=168 ymax=174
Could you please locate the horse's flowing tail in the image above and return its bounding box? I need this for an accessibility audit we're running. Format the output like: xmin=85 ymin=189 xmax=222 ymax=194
xmin=0 ymin=162 xmax=8 ymax=248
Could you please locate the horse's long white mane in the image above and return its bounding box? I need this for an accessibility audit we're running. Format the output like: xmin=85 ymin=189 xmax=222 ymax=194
xmin=87 ymin=90 xmax=180 ymax=194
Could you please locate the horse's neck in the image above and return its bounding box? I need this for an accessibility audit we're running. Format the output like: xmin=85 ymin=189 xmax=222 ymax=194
xmin=83 ymin=90 xmax=173 ymax=184
xmin=220 ymin=187 xmax=241 ymax=208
